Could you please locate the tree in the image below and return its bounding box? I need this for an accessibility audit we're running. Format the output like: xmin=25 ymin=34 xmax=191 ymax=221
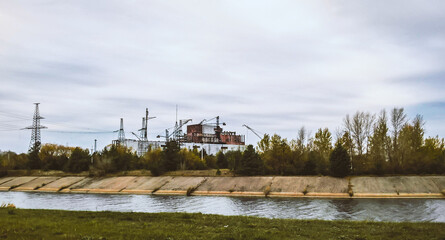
xmin=39 ymin=144 xmax=73 ymax=170
xmin=28 ymin=145 xmax=41 ymax=170
xmin=99 ymin=145 xmax=138 ymax=173
xmin=302 ymin=151 xmax=318 ymax=175
xmin=236 ymin=145 xmax=263 ymax=175
xmin=257 ymin=134 xmax=271 ymax=153
xmin=344 ymin=111 xmax=375 ymax=157
xmin=329 ymin=143 xmax=351 ymax=177
xmin=142 ymin=148 xmax=165 ymax=176
xmin=313 ymin=128 xmax=332 ymax=174
xmin=65 ymin=147 xmax=90 ymax=173
xmin=163 ymin=140 xmax=180 ymax=171
xmin=226 ymin=150 xmax=242 ymax=171
xmin=368 ymin=110 xmax=391 ymax=174
xmin=216 ymin=151 xmax=228 ymax=169
xmin=390 ymin=107 xmax=408 ymax=171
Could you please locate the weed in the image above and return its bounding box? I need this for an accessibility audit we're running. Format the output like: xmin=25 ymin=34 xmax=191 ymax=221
xmin=302 ymin=185 xmax=309 ymax=195
xmin=1 ymin=203 xmax=16 ymax=215
xmin=263 ymin=185 xmax=271 ymax=197
xmin=186 ymin=187 xmax=196 ymax=196
xmin=348 ymin=183 xmax=354 ymax=197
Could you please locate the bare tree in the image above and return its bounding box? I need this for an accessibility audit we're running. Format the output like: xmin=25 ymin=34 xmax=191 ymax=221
xmin=344 ymin=111 xmax=375 ymax=156
xmin=297 ymin=126 xmax=306 ymax=148
xmin=391 ymin=107 xmax=408 ymax=152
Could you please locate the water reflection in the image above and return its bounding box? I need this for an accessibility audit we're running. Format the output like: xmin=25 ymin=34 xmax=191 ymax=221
xmin=0 ymin=192 xmax=444 ymax=222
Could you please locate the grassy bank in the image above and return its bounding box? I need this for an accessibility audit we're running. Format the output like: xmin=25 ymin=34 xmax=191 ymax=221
xmin=0 ymin=208 xmax=444 ymax=239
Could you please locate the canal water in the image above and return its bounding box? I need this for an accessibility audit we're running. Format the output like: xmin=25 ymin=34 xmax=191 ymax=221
xmin=1 ymin=192 xmax=444 ymax=222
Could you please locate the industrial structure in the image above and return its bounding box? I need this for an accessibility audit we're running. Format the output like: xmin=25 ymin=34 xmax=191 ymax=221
xmin=112 ymin=110 xmax=246 ymax=156
xmin=25 ymin=103 xmax=47 ymax=151
xmin=182 ymin=116 xmax=245 ymax=154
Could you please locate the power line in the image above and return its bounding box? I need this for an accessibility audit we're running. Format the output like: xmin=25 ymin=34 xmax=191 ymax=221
xmin=45 ymin=130 xmax=117 ymax=134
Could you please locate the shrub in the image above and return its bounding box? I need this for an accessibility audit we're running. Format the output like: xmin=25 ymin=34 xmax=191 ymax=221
xmin=263 ymin=185 xmax=271 ymax=197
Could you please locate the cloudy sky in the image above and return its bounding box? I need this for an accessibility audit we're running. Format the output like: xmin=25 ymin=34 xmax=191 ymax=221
xmin=1 ymin=0 xmax=445 ymax=153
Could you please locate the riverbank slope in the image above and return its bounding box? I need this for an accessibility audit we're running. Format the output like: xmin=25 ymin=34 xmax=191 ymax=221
xmin=0 ymin=175 xmax=444 ymax=198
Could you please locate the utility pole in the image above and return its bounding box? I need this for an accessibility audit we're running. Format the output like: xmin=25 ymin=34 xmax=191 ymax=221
xmin=25 ymin=103 xmax=47 ymax=152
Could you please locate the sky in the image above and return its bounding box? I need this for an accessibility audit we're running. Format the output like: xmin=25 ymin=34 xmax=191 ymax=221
xmin=1 ymin=0 xmax=445 ymax=153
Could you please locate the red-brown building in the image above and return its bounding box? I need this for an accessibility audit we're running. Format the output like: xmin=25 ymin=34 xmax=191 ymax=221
xmin=186 ymin=124 xmax=244 ymax=145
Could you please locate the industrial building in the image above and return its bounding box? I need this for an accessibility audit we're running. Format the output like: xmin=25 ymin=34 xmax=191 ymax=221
xmin=113 ymin=111 xmax=246 ymax=156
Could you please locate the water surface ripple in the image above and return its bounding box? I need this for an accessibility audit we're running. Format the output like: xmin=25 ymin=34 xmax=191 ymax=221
xmin=1 ymin=192 xmax=444 ymax=222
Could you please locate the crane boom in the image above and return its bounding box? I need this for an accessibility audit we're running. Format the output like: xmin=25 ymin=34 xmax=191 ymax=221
xmin=242 ymin=124 xmax=262 ymax=139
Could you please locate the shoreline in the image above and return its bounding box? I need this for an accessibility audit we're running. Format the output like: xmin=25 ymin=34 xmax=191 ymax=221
xmin=1 ymin=175 xmax=444 ymax=199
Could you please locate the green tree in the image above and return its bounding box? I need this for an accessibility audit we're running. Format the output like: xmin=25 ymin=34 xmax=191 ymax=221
xmin=28 ymin=145 xmax=41 ymax=170
xmin=390 ymin=107 xmax=408 ymax=172
xmin=226 ymin=150 xmax=242 ymax=171
xmin=216 ymin=151 xmax=228 ymax=169
xmin=39 ymin=144 xmax=73 ymax=170
xmin=302 ymin=151 xmax=318 ymax=175
xmin=204 ymin=155 xmax=217 ymax=169
xmin=262 ymin=134 xmax=292 ymax=175
xmin=236 ymin=145 xmax=263 ymax=175
xmin=99 ymin=145 xmax=138 ymax=173
xmin=163 ymin=140 xmax=180 ymax=171
xmin=65 ymin=147 xmax=90 ymax=173
xmin=368 ymin=110 xmax=391 ymax=175
xmin=142 ymin=148 xmax=165 ymax=176
xmin=313 ymin=128 xmax=332 ymax=174
xmin=329 ymin=143 xmax=351 ymax=177
xmin=420 ymin=136 xmax=445 ymax=174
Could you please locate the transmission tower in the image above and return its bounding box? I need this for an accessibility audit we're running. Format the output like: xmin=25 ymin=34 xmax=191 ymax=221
xmin=117 ymin=118 xmax=126 ymax=146
xmin=25 ymin=103 xmax=47 ymax=152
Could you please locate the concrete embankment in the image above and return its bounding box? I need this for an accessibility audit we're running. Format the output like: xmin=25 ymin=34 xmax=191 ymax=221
xmin=0 ymin=176 xmax=444 ymax=198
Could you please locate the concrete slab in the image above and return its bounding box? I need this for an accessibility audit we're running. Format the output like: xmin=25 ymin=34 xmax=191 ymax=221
xmin=268 ymin=176 xmax=349 ymax=197
xmin=194 ymin=177 xmax=273 ymax=196
xmin=60 ymin=177 xmax=95 ymax=193
xmin=0 ymin=176 xmax=37 ymax=191
xmin=38 ymin=177 xmax=85 ymax=192
xmin=120 ymin=176 xmax=173 ymax=194
xmin=0 ymin=177 xmax=14 ymax=186
xmin=431 ymin=176 xmax=445 ymax=191
xmin=351 ymin=177 xmax=397 ymax=194
xmin=351 ymin=176 xmax=445 ymax=196
xmin=68 ymin=177 xmax=138 ymax=193
xmin=12 ymin=177 xmax=60 ymax=191
xmin=156 ymin=177 xmax=207 ymax=195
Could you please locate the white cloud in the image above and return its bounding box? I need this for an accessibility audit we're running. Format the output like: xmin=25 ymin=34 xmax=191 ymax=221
xmin=1 ymin=0 xmax=445 ymax=152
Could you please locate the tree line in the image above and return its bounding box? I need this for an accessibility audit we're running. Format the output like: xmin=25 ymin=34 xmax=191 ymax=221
xmin=1 ymin=107 xmax=444 ymax=177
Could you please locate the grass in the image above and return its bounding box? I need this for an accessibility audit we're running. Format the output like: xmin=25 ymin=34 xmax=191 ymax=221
xmin=0 ymin=209 xmax=444 ymax=239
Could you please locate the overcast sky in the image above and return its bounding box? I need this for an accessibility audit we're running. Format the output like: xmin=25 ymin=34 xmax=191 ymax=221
xmin=1 ymin=0 xmax=445 ymax=153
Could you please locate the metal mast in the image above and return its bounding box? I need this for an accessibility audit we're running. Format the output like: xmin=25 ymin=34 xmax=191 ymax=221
xmin=26 ymin=103 xmax=47 ymax=152
xmin=137 ymin=108 xmax=156 ymax=156
xmin=118 ymin=118 xmax=126 ymax=146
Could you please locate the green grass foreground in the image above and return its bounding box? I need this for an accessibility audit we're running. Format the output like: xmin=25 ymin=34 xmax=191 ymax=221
xmin=0 ymin=209 xmax=444 ymax=240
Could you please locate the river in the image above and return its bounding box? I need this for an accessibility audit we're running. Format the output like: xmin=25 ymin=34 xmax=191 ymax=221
xmin=1 ymin=192 xmax=444 ymax=222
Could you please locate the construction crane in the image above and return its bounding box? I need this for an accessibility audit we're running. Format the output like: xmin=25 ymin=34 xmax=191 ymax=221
xmin=131 ymin=132 xmax=141 ymax=140
xmin=157 ymin=119 xmax=192 ymax=142
xmin=242 ymin=124 xmax=263 ymax=139
xmin=199 ymin=116 xmax=226 ymax=126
